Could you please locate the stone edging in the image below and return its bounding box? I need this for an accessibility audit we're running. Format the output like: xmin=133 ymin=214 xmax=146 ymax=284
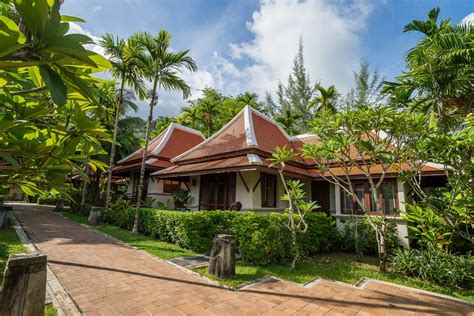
xmin=13 ymin=217 xmax=82 ymax=316
xmin=56 ymin=212 xmax=474 ymax=306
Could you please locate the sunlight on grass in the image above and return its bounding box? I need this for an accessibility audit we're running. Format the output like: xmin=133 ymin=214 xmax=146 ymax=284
xmin=194 ymin=253 xmax=474 ymax=302
xmin=61 ymin=212 xmax=197 ymax=260
xmin=0 ymin=227 xmax=27 ymax=282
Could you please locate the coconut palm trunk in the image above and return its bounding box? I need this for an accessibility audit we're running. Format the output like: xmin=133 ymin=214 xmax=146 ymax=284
xmin=132 ymin=77 xmax=159 ymax=234
xmin=130 ymin=30 xmax=197 ymax=233
xmin=104 ymin=79 xmax=125 ymax=213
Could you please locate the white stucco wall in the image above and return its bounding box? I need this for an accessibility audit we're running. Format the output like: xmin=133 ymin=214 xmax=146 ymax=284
xmin=146 ymin=178 xmax=173 ymax=207
xmin=187 ymin=175 xmax=200 ymax=210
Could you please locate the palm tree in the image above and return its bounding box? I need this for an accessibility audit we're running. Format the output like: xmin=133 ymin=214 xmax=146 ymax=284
xmin=384 ymin=8 xmax=473 ymax=129
xmin=100 ymin=33 xmax=146 ymax=214
xmin=200 ymin=99 xmax=219 ymax=137
xmin=308 ymin=84 xmax=339 ymax=115
xmin=178 ymin=105 xmax=200 ymax=130
xmin=275 ymin=109 xmax=300 ymax=135
xmin=131 ymin=30 xmax=197 ymax=233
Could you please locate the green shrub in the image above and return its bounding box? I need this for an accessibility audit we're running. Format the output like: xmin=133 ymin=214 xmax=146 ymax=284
xmin=107 ymin=198 xmax=134 ymax=229
xmin=106 ymin=201 xmax=339 ymax=264
xmin=139 ymin=210 xmax=237 ymax=253
xmin=391 ymin=248 xmax=474 ymax=289
xmin=339 ymin=217 xmax=399 ymax=256
xmin=232 ymin=212 xmax=339 ymax=265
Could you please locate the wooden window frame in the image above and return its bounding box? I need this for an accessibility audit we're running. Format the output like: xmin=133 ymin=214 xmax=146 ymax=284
xmin=261 ymin=173 xmax=277 ymax=208
xmin=340 ymin=179 xmax=399 ymax=215
xmin=163 ymin=180 xmax=181 ymax=194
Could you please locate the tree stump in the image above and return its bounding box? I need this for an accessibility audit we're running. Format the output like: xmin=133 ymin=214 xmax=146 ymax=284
xmin=55 ymin=200 xmax=64 ymax=211
xmin=208 ymin=234 xmax=235 ymax=279
xmin=0 ymin=251 xmax=47 ymax=316
xmin=88 ymin=207 xmax=102 ymax=225
xmin=0 ymin=207 xmax=12 ymax=229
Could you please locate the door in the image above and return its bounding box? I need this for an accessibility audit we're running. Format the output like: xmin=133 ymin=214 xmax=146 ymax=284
xmin=200 ymin=173 xmax=236 ymax=210
xmin=311 ymin=181 xmax=330 ymax=215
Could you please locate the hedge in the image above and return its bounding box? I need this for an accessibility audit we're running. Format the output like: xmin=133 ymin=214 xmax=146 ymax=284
xmin=106 ymin=199 xmax=340 ymax=264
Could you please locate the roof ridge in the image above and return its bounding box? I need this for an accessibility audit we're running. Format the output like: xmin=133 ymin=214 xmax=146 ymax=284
xmin=171 ymin=106 xmax=248 ymax=163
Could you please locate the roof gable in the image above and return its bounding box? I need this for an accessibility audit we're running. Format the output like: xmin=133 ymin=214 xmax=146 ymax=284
xmin=116 ymin=123 xmax=204 ymax=165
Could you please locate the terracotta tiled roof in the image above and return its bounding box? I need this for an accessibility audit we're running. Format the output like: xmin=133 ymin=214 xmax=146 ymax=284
xmin=113 ymin=123 xmax=205 ymax=175
xmin=152 ymin=106 xmax=445 ymax=180
xmin=314 ymin=163 xmax=445 ymax=178
xmin=154 ymin=153 xmax=314 ymax=179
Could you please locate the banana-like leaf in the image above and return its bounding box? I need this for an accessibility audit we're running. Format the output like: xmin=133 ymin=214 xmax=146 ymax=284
xmin=39 ymin=64 xmax=67 ymax=105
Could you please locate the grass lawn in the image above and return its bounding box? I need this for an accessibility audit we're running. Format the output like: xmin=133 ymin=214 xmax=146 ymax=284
xmin=61 ymin=212 xmax=198 ymax=260
xmin=0 ymin=226 xmax=57 ymax=315
xmin=194 ymin=253 xmax=474 ymax=302
xmin=0 ymin=226 xmax=27 ymax=282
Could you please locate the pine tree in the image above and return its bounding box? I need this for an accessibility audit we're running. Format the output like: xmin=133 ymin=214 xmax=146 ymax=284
xmin=273 ymin=37 xmax=315 ymax=134
xmin=346 ymin=62 xmax=385 ymax=108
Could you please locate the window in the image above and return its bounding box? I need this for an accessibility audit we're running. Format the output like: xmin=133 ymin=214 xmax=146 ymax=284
xmin=341 ymin=180 xmax=398 ymax=215
xmin=342 ymin=183 xmax=365 ymax=215
xmin=163 ymin=180 xmax=180 ymax=193
xmin=261 ymin=173 xmax=277 ymax=208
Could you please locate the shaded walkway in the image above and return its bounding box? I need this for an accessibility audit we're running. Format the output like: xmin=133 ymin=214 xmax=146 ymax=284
xmin=12 ymin=204 xmax=473 ymax=315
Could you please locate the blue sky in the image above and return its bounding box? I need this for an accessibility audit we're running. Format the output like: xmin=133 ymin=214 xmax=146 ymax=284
xmin=62 ymin=0 xmax=473 ymax=118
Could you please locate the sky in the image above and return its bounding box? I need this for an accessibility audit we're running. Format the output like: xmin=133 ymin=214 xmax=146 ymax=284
xmin=61 ymin=0 xmax=474 ymax=119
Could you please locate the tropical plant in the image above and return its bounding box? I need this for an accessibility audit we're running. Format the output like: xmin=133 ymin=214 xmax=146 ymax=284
xmin=100 ymin=33 xmax=146 ymax=214
xmin=308 ymin=83 xmax=339 ymax=115
xmin=0 ymin=0 xmax=111 ymax=198
xmin=302 ymin=106 xmax=425 ymax=271
xmin=383 ymin=8 xmax=474 ymax=129
xmin=172 ymin=188 xmax=191 ymax=207
xmin=274 ymin=109 xmax=301 ymax=136
xmin=269 ymin=146 xmax=319 ymax=268
xmin=130 ymin=30 xmax=197 ymax=233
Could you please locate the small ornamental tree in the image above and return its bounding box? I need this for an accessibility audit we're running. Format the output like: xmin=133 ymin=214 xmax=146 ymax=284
xmin=269 ymin=147 xmax=319 ymax=268
xmin=302 ymin=106 xmax=425 ymax=271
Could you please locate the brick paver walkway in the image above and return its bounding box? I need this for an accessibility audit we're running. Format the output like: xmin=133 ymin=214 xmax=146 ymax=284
xmin=12 ymin=204 xmax=473 ymax=315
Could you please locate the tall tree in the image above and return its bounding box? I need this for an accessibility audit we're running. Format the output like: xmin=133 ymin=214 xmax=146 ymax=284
xmin=278 ymin=37 xmax=315 ymax=132
xmin=266 ymin=37 xmax=316 ymax=134
xmin=303 ymin=106 xmax=426 ymax=271
xmin=100 ymin=33 xmax=146 ymax=214
xmin=131 ymin=30 xmax=197 ymax=233
xmin=383 ymin=8 xmax=473 ymax=130
xmin=347 ymin=62 xmax=385 ymax=108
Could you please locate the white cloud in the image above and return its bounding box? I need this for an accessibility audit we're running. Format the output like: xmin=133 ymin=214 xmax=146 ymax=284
xmin=91 ymin=5 xmax=103 ymax=14
xmin=461 ymin=12 xmax=474 ymax=25
xmin=213 ymin=0 xmax=376 ymax=96
xmin=68 ymin=22 xmax=105 ymax=56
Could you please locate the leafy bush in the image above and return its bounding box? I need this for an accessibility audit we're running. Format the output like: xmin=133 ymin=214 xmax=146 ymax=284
xmin=107 ymin=198 xmax=134 ymax=229
xmin=339 ymin=217 xmax=399 ymax=256
xmin=391 ymin=248 xmax=474 ymax=289
xmin=232 ymin=212 xmax=339 ymax=265
xmin=139 ymin=210 xmax=237 ymax=253
xmin=106 ymin=200 xmax=339 ymax=263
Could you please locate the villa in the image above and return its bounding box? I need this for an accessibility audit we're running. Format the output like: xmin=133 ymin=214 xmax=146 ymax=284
xmin=115 ymin=106 xmax=446 ymax=246
xmin=157 ymin=106 xmax=448 ymax=246
xmin=112 ymin=123 xmax=205 ymax=206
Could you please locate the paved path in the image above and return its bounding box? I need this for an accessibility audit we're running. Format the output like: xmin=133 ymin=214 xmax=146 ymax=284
xmin=12 ymin=204 xmax=473 ymax=315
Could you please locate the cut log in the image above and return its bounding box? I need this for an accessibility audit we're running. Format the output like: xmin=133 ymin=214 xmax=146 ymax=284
xmin=0 ymin=208 xmax=12 ymax=229
xmin=88 ymin=207 xmax=102 ymax=225
xmin=0 ymin=251 xmax=47 ymax=316
xmin=208 ymin=234 xmax=236 ymax=279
